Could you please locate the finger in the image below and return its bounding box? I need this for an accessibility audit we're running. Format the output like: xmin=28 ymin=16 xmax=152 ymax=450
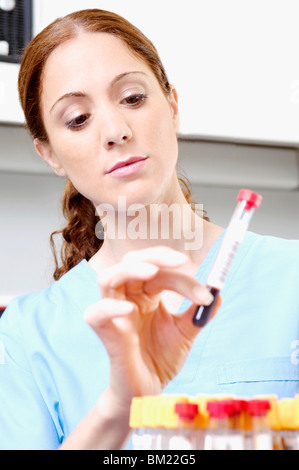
xmin=98 ymin=247 xmax=189 ymax=297
xmin=84 ymin=298 xmax=135 ymax=330
xmin=122 ymin=246 xmax=188 ymax=267
xmin=143 ymin=269 xmax=215 ymax=307
xmin=98 ymin=249 xmax=188 ymax=294
xmin=98 ymin=262 xmax=160 ymax=296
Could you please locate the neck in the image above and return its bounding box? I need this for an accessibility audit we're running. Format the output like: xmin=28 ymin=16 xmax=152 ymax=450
xmin=89 ymin=180 xmax=224 ymax=272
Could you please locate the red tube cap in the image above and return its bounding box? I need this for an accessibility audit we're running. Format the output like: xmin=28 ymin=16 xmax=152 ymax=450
xmin=206 ymin=400 xmax=235 ymax=419
xmin=222 ymin=399 xmax=247 ymax=415
xmin=246 ymin=399 xmax=271 ymax=416
xmin=237 ymin=189 xmax=263 ymax=210
xmin=175 ymin=403 xmax=198 ymax=421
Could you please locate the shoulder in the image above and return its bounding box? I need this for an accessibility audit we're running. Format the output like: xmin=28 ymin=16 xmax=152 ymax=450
xmin=0 ymin=259 xmax=102 ymax=391
xmin=222 ymin=231 xmax=299 ymax=302
xmin=236 ymin=231 xmax=299 ymax=272
xmin=1 ymin=260 xmax=100 ymax=334
xmin=245 ymin=232 xmax=299 ymax=250
xmin=0 ymin=260 xmax=100 ymax=450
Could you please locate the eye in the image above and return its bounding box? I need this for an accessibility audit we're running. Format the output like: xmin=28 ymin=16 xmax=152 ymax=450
xmin=122 ymin=93 xmax=148 ymax=107
xmin=66 ymin=113 xmax=90 ymax=130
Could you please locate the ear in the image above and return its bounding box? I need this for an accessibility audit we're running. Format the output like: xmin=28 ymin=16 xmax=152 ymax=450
xmin=167 ymin=86 xmax=180 ymax=132
xmin=34 ymin=139 xmax=68 ymax=177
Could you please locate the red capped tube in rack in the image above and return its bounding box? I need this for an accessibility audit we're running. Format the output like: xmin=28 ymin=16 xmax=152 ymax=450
xmin=193 ymin=189 xmax=262 ymax=328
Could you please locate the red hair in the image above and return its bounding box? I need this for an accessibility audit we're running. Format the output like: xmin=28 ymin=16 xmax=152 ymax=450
xmin=18 ymin=9 xmax=208 ymax=280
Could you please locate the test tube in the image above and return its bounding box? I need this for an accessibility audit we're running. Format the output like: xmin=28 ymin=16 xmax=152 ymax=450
xmin=193 ymin=188 xmax=262 ymax=328
xmin=244 ymin=399 xmax=272 ymax=450
xmin=170 ymin=402 xmax=199 ymax=450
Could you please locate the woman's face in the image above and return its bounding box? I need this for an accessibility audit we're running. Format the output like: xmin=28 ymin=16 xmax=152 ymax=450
xmin=36 ymin=32 xmax=180 ymax=208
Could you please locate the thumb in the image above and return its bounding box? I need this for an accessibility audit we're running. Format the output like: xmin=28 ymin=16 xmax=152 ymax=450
xmin=175 ymin=294 xmax=222 ymax=340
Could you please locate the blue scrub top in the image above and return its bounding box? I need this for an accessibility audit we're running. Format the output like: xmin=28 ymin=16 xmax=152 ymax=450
xmin=0 ymin=231 xmax=299 ymax=449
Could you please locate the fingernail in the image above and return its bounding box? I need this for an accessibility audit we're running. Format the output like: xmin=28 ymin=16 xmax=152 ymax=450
xmin=192 ymin=286 xmax=214 ymax=306
xmin=164 ymin=252 xmax=188 ymax=265
xmin=139 ymin=263 xmax=159 ymax=276
xmin=115 ymin=300 xmax=134 ymax=313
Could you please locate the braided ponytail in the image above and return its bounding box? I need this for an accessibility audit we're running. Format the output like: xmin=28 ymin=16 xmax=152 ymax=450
xmin=50 ymin=180 xmax=102 ymax=280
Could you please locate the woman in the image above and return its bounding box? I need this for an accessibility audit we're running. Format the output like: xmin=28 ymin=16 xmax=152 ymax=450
xmin=0 ymin=9 xmax=298 ymax=450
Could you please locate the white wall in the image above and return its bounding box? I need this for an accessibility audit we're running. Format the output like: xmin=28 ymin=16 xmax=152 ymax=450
xmin=191 ymin=185 xmax=299 ymax=240
xmin=33 ymin=0 xmax=299 ymax=144
xmin=1 ymin=0 xmax=299 ymax=143
xmin=0 ymin=172 xmax=65 ymax=301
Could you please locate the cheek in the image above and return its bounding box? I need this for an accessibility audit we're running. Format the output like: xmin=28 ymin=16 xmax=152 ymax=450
xmin=150 ymin=112 xmax=178 ymax=165
xmin=143 ymin=104 xmax=178 ymax=148
xmin=51 ymin=133 xmax=97 ymax=171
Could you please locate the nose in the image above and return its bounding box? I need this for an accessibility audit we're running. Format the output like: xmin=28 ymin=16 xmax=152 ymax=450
xmin=106 ymin=131 xmax=132 ymax=149
xmin=101 ymin=108 xmax=133 ymax=150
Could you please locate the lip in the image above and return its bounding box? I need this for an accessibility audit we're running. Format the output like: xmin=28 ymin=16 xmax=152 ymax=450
xmin=105 ymin=156 xmax=149 ymax=177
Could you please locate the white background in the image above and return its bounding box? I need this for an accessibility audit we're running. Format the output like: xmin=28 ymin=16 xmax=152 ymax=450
xmin=1 ymin=0 xmax=299 ymax=143
xmin=33 ymin=0 xmax=299 ymax=144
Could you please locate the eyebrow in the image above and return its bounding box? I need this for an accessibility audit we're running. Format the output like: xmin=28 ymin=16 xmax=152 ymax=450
xmin=50 ymin=71 xmax=147 ymax=113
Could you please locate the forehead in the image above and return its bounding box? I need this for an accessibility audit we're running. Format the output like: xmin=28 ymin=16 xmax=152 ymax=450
xmin=42 ymin=32 xmax=152 ymax=93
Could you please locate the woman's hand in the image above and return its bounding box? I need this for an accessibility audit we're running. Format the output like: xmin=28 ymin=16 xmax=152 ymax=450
xmin=60 ymin=247 xmax=220 ymax=450
xmin=84 ymin=247 xmax=220 ymax=407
